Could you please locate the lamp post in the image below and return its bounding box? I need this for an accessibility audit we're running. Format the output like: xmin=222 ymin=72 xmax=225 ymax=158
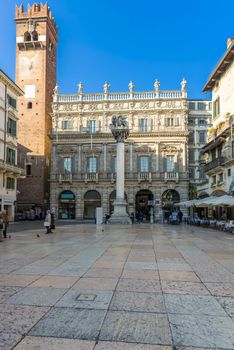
xmin=109 ymin=116 xmax=132 ymax=224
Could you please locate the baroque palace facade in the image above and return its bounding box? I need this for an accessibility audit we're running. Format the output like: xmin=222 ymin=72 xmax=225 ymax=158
xmin=50 ymin=82 xmax=211 ymax=222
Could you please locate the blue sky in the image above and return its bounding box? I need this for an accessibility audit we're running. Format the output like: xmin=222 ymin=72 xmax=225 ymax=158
xmin=0 ymin=0 xmax=233 ymax=98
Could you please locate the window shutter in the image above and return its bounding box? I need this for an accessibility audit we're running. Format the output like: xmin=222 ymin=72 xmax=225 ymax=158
xmin=71 ymin=157 xmax=75 ymax=174
xmin=163 ymin=157 xmax=167 ymax=172
xmin=148 ymin=156 xmax=151 ymax=172
xmin=87 ymin=120 xmax=90 ymax=132
xmin=96 ymin=157 xmax=99 ymax=172
xmin=137 ymin=156 xmax=141 ymax=172
xmin=98 ymin=120 xmax=101 ymax=131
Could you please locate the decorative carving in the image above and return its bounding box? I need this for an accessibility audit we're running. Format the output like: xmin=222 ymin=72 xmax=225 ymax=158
xmin=28 ymin=19 xmax=37 ymax=33
xmin=154 ymin=79 xmax=160 ymax=92
xmin=78 ymin=82 xmax=83 ymax=94
xmin=128 ymin=81 xmax=134 ymax=92
xmin=140 ymin=102 xmax=149 ymax=109
xmin=53 ymin=83 xmax=59 ymax=95
xmin=181 ymin=78 xmax=187 ymax=91
xmin=103 ymin=82 xmax=111 ymax=93
xmin=110 ymin=115 xmax=129 ymax=142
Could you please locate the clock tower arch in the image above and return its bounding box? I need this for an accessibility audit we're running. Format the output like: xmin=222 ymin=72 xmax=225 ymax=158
xmin=15 ymin=3 xmax=58 ymax=212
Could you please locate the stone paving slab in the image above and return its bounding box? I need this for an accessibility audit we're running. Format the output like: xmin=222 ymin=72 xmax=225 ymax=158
xmin=165 ymin=294 xmax=227 ymax=316
xmin=84 ymin=268 xmax=123 ymax=278
xmin=29 ymin=307 xmax=107 ymax=340
xmin=0 ymin=304 xmax=49 ymax=349
xmin=0 ymin=274 xmax=39 ymax=287
xmin=30 ymin=276 xmax=79 ymax=288
xmin=124 ymin=262 xmax=158 ymax=270
xmin=169 ymin=313 xmax=234 ymax=349
xmin=161 ymin=281 xmax=210 ymax=295
xmin=204 ymin=283 xmax=234 ymax=297
xmin=94 ymin=341 xmax=172 ymax=349
xmin=56 ymin=289 xmax=113 ymax=309
xmin=6 ymin=287 xmax=67 ymax=306
xmin=216 ymin=297 xmax=234 ymax=317
xmin=110 ymin=291 xmax=166 ymax=313
xmin=157 ymin=262 xmax=193 ymax=272
xmin=121 ymin=269 xmax=159 ymax=280
xmin=117 ymin=278 xmax=162 ymax=293
xmin=0 ymin=286 xmax=21 ymax=303
xmin=14 ymin=336 xmax=96 ymax=350
xmin=72 ymin=277 xmax=118 ymax=290
xmin=159 ymin=271 xmax=200 ymax=282
xmin=99 ymin=310 xmax=171 ymax=345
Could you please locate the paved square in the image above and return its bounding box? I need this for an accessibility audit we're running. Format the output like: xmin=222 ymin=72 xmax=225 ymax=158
xmin=1 ymin=222 xmax=234 ymax=349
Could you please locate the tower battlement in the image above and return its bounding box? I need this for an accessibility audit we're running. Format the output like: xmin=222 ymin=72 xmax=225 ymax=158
xmin=15 ymin=3 xmax=58 ymax=35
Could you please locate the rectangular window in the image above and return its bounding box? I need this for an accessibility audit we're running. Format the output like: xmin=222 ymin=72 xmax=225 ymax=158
xmin=228 ymin=168 xmax=231 ymax=177
xmin=197 ymin=102 xmax=206 ymax=111
xmin=189 ymin=131 xmax=194 ymax=144
xmin=6 ymin=148 xmax=16 ymax=165
xmin=218 ymin=173 xmax=223 ymax=183
xmin=62 ymin=120 xmax=72 ymax=129
xmin=140 ymin=156 xmax=149 ymax=172
xmin=189 ymin=150 xmax=195 ymax=163
xmin=165 ymin=118 xmax=174 ymax=127
xmin=213 ymin=97 xmax=220 ymax=119
xmin=189 ymin=167 xmax=195 ymax=178
xmin=90 ymin=120 xmax=96 ymax=133
xmin=139 ymin=119 xmax=148 ymax=132
xmin=189 ymin=102 xmax=196 ymax=110
xmin=26 ymin=164 xmax=32 ymax=176
xmin=87 ymin=157 xmax=97 ymax=173
xmin=7 ymin=118 xmax=17 ymax=136
xmin=111 ymin=156 xmax=116 ymax=172
xmin=63 ymin=157 xmax=72 ymax=173
xmin=199 ymin=131 xmax=206 ymax=143
xmin=198 ymin=119 xmax=207 ymax=126
xmin=6 ymin=177 xmax=15 ymax=190
xmin=166 ymin=156 xmax=174 ymax=172
xmin=7 ymin=95 xmax=17 ymax=109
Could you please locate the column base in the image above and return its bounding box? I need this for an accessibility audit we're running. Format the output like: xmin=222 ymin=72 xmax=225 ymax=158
xmin=109 ymin=198 xmax=132 ymax=225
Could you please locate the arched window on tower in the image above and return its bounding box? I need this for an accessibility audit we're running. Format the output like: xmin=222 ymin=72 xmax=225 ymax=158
xmin=27 ymin=102 xmax=33 ymax=109
xmin=34 ymin=4 xmax=41 ymax=12
xmin=24 ymin=31 xmax=31 ymax=42
xmin=32 ymin=31 xmax=38 ymax=41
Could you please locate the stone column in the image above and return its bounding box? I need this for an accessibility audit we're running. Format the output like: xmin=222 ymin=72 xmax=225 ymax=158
xmin=109 ymin=116 xmax=131 ymax=224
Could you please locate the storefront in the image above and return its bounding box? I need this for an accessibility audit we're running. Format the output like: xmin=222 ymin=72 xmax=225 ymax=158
xmin=58 ymin=191 xmax=76 ymax=220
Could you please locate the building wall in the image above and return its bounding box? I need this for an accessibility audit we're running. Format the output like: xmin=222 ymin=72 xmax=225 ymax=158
xmin=50 ymin=85 xmax=190 ymax=221
xmin=15 ymin=3 xmax=57 ymax=209
xmin=0 ymin=71 xmax=24 ymax=220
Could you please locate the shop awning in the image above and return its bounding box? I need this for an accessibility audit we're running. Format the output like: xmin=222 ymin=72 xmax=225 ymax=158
xmin=196 ymin=195 xmax=234 ymax=207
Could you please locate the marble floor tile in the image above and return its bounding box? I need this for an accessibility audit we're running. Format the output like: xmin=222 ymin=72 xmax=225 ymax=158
xmin=124 ymin=262 xmax=158 ymax=270
xmin=99 ymin=311 xmax=171 ymax=345
xmin=56 ymin=289 xmax=113 ymax=309
xmin=157 ymin=263 xmax=193 ymax=272
xmin=0 ymin=274 xmax=39 ymax=287
xmin=29 ymin=307 xmax=107 ymax=340
xmin=0 ymin=286 xmax=21 ymax=303
xmin=6 ymin=287 xmax=67 ymax=306
xmin=14 ymin=336 xmax=96 ymax=350
xmin=0 ymin=304 xmax=49 ymax=335
xmin=161 ymin=281 xmax=210 ymax=296
xmin=117 ymin=278 xmax=162 ymax=293
xmin=121 ymin=269 xmax=159 ymax=280
xmin=84 ymin=268 xmax=123 ymax=278
xmin=110 ymin=291 xmax=166 ymax=313
xmin=159 ymin=271 xmax=200 ymax=282
xmin=165 ymin=294 xmax=227 ymax=316
xmin=0 ymin=332 xmax=23 ymax=350
xmin=29 ymin=276 xmax=79 ymax=288
xmin=127 ymin=256 xmax=156 ymax=263
xmin=95 ymin=341 xmax=172 ymax=349
xmin=72 ymin=277 xmax=118 ymax=291
xmin=205 ymin=283 xmax=234 ymax=297
xmin=169 ymin=313 xmax=234 ymax=349
xmin=216 ymin=297 xmax=234 ymax=316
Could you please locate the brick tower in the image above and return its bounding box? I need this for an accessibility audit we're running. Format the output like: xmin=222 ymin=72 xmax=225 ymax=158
xmin=15 ymin=3 xmax=58 ymax=213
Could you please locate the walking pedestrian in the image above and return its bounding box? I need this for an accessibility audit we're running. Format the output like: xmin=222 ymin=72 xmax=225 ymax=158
xmin=44 ymin=210 xmax=52 ymax=234
xmin=0 ymin=212 xmax=4 ymax=242
xmin=2 ymin=210 xmax=9 ymax=238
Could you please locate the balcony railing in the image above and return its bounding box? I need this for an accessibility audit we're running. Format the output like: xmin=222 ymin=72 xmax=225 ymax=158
xmin=138 ymin=172 xmax=152 ymax=182
xmin=164 ymin=172 xmax=179 ymax=181
xmin=85 ymin=172 xmax=98 ymax=183
xmin=0 ymin=160 xmax=25 ymax=177
xmin=56 ymin=90 xmax=185 ymax=103
xmin=59 ymin=173 xmax=73 ymax=183
xmin=203 ymin=157 xmax=225 ymax=173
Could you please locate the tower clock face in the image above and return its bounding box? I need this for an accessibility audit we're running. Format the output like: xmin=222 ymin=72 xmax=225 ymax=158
xmin=19 ymin=53 xmax=39 ymax=78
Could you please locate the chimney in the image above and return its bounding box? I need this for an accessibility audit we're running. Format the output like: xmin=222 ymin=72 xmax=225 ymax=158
xmin=227 ymin=38 xmax=234 ymax=49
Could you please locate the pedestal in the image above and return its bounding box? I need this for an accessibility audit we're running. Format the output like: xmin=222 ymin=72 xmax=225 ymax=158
xmin=108 ymin=198 xmax=132 ymax=224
